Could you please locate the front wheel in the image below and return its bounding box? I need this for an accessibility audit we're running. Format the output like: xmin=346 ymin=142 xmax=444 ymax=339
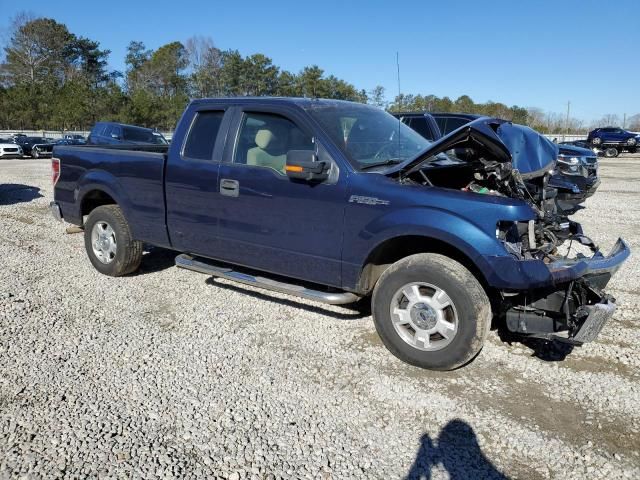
xmin=84 ymin=205 xmax=143 ymax=276
xmin=32 ymin=148 xmax=39 ymax=159
xmin=372 ymin=253 xmax=491 ymax=370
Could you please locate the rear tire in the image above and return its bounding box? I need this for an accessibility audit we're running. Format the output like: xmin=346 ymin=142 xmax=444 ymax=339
xmin=84 ymin=205 xmax=143 ymax=276
xmin=591 ymin=137 xmax=602 ymax=146
xmin=604 ymin=147 xmax=619 ymax=158
xmin=371 ymin=253 xmax=491 ymax=371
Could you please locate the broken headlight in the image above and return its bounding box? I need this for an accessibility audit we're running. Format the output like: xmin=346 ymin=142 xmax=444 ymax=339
xmin=496 ymin=221 xmax=531 ymax=258
xmin=497 ymin=220 xmax=558 ymax=259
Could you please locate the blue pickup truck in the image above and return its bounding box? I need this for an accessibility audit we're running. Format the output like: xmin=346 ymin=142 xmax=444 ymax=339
xmin=50 ymin=98 xmax=630 ymax=370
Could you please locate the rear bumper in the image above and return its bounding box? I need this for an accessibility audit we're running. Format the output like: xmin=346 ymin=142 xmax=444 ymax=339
xmin=49 ymin=201 xmax=63 ymax=222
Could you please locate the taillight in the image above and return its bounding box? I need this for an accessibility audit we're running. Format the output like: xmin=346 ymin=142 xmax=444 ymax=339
xmin=52 ymin=157 xmax=60 ymax=185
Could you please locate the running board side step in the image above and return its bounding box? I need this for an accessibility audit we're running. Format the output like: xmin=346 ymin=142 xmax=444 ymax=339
xmin=175 ymin=254 xmax=361 ymax=305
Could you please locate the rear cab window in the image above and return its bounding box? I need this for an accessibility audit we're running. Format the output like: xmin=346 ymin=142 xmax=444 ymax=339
xmin=183 ymin=111 xmax=225 ymax=160
xmin=442 ymin=117 xmax=470 ymax=135
xmin=408 ymin=117 xmax=437 ymax=141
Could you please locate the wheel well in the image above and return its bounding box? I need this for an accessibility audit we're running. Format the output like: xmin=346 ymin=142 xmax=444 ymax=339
xmin=358 ymin=235 xmax=488 ymax=294
xmin=80 ymin=190 xmax=116 ymax=220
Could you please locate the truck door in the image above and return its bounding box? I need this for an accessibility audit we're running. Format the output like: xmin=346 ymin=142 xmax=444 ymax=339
xmin=165 ymin=107 xmax=231 ymax=254
xmin=214 ymin=106 xmax=348 ymax=287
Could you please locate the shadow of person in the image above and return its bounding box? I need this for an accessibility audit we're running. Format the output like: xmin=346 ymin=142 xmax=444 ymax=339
xmin=405 ymin=433 xmax=438 ymax=480
xmin=0 ymin=184 xmax=43 ymax=206
xmin=405 ymin=420 xmax=508 ymax=480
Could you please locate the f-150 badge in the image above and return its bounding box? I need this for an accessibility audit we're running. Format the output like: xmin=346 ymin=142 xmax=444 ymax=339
xmin=349 ymin=195 xmax=390 ymax=206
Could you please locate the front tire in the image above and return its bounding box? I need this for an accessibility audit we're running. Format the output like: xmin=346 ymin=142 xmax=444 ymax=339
xmin=84 ymin=205 xmax=143 ymax=276
xmin=372 ymin=253 xmax=491 ymax=371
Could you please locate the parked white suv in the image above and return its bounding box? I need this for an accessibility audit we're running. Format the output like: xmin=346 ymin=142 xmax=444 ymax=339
xmin=0 ymin=140 xmax=23 ymax=158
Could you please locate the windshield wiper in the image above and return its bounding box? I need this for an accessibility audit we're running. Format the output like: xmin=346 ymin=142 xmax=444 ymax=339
xmin=360 ymin=159 xmax=402 ymax=170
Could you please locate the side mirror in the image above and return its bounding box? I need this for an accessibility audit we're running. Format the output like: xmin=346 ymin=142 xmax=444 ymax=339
xmin=111 ymin=133 xmax=120 ymax=140
xmin=285 ymin=150 xmax=328 ymax=182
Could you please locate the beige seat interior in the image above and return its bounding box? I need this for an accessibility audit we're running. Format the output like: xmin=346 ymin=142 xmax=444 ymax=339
xmin=247 ymin=127 xmax=288 ymax=174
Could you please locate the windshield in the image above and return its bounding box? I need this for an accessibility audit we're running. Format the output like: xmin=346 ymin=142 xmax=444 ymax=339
xmin=304 ymin=102 xmax=430 ymax=170
xmin=122 ymin=127 xmax=168 ymax=145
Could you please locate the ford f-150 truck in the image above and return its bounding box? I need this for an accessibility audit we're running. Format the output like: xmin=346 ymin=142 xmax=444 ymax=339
xmin=50 ymin=98 xmax=630 ymax=370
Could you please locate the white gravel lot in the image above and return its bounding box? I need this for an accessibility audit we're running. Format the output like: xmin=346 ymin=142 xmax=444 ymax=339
xmin=1 ymin=155 xmax=639 ymax=479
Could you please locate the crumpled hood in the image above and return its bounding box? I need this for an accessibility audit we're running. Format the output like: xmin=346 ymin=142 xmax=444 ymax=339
xmin=391 ymin=118 xmax=558 ymax=179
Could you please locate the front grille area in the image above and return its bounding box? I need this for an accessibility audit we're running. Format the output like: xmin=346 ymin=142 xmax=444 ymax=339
xmin=3 ymin=148 xmax=18 ymax=153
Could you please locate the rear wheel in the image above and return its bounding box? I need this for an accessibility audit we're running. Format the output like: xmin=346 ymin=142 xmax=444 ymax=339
xmin=84 ymin=205 xmax=143 ymax=276
xmin=591 ymin=137 xmax=602 ymax=146
xmin=371 ymin=253 xmax=491 ymax=370
xmin=604 ymin=147 xmax=619 ymax=158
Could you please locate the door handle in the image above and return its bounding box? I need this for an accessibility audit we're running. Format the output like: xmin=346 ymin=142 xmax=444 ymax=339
xmin=220 ymin=178 xmax=239 ymax=197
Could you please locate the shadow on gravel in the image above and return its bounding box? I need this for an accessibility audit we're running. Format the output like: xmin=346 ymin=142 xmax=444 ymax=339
xmin=204 ymin=277 xmax=371 ymax=321
xmin=132 ymin=246 xmax=180 ymax=275
xmin=498 ymin=330 xmax=575 ymax=361
xmin=0 ymin=184 xmax=43 ymax=206
xmin=406 ymin=419 xmax=508 ymax=480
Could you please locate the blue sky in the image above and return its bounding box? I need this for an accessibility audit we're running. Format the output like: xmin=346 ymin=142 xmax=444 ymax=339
xmin=2 ymin=0 xmax=639 ymax=122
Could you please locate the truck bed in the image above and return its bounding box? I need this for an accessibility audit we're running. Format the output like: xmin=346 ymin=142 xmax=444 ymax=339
xmin=53 ymin=144 xmax=170 ymax=246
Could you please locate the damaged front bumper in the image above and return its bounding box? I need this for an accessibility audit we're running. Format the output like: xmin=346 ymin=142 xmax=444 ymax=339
xmin=500 ymin=238 xmax=630 ymax=344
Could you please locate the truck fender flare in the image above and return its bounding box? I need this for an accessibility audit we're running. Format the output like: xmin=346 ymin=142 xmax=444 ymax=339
xmin=354 ymin=208 xmax=505 ymax=288
xmin=75 ymin=170 xmax=130 ymax=221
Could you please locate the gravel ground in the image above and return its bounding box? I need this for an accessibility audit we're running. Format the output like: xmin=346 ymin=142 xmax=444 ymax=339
xmin=1 ymin=155 xmax=639 ymax=479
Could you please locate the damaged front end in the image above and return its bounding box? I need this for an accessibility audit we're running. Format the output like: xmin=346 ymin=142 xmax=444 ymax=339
xmin=387 ymin=118 xmax=630 ymax=344
xmin=500 ymin=238 xmax=629 ymax=344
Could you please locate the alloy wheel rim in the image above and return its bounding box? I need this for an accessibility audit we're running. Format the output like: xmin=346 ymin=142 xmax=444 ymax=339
xmin=390 ymin=282 xmax=458 ymax=352
xmin=91 ymin=221 xmax=117 ymax=264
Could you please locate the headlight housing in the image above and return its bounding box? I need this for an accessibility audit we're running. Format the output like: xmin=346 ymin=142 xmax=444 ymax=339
xmin=556 ymin=155 xmax=583 ymax=176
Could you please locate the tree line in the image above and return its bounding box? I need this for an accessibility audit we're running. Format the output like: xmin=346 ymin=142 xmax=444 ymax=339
xmin=1 ymin=15 xmax=637 ymax=133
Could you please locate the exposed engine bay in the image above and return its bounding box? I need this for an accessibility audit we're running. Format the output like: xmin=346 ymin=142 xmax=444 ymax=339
xmin=398 ymin=152 xmax=598 ymax=262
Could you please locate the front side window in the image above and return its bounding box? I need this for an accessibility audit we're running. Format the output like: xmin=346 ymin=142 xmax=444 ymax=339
xmin=305 ymin=102 xmax=429 ymax=170
xmin=234 ymin=112 xmax=314 ymax=175
xmin=102 ymin=125 xmax=114 ymax=138
xmin=183 ymin=111 xmax=225 ymax=159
